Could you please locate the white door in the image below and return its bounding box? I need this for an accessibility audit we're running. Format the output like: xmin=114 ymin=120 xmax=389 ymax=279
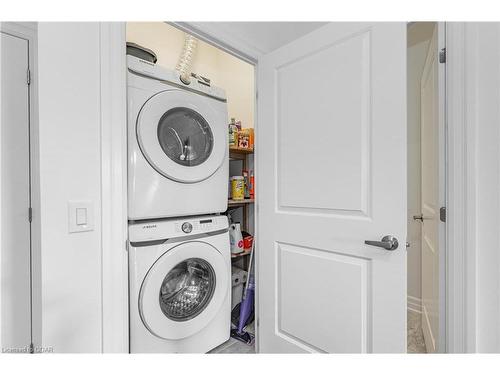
xmin=420 ymin=24 xmax=444 ymax=353
xmin=0 ymin=32 xmax=32 ymax=350
xmin=257 ymin=22 xmax=407 ymax=353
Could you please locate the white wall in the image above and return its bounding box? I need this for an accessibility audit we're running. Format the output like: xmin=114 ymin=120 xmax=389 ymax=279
xmin=37 ymin=22 xmax=103 ymax=353
xmin=126 ymin=22 xmax=255 ymax=128
xmin=464 ymin=22 xmax=500 ymax=353
xmin=446 ymin=22 xmax=500 ymax=353
xmin=407 ymin=23 xmax=433 ymax=311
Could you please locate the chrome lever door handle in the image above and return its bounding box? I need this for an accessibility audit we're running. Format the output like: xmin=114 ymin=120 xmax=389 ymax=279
xmin=364 ymin=235 xmax=399 ymax=251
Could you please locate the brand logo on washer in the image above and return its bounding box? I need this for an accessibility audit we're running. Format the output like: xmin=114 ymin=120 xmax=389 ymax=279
xmin=142 ymin=224 xmax=157 ymax=229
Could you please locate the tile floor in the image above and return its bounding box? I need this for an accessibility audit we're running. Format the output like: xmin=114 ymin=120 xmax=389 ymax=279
xmin=211 ymin=312 xmax=427 ymax=354
xmin=407 ymin=310 xmax=427 ymax=353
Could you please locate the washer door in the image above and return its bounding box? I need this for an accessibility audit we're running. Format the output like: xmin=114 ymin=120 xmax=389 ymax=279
xmin=139 ymin=241 xmax=229 ymax=340
xmin=137 ymin=90 xmax=226 ymax=183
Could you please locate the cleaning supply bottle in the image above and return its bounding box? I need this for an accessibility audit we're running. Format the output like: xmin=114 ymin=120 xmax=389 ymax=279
xmin=228 ymin=118 xmax=238 ymax=147
xmin=230 ymin=176 xmax=245 ymax=200
xmin=229 ymin=223 xmax=244 ymax=254
xmin=249 ymin=170 xmax=255 ymax=199
xmin=242 ymin=170 xmax=250 ymax=198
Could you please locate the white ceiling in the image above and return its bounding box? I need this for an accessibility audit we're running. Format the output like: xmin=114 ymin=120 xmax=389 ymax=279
xmin=187 ymin=22 xmax=328 ymax=58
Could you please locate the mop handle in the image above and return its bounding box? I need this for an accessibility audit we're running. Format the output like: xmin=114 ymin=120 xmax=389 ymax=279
xmin=243 ymin=239 xmax=255 ymax=294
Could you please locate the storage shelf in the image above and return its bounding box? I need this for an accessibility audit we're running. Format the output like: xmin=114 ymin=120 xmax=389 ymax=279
xmin=228 ymin=198 xmax=254 ymax=207
xmin=231 ymin=249 xmax=252 ymax=258
xmin=229 ymin=146 xmax=254 ymax=155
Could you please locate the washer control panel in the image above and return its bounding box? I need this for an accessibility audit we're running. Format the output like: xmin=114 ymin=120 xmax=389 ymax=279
xmin=128 ymin=215 xmax=229 ymax=244
xmin=175 ymin=217 xmax=224 ymax=235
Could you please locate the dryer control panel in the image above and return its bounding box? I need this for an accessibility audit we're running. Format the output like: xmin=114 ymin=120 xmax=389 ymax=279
xmin=128 ymin=215 xmax=228 ymax=243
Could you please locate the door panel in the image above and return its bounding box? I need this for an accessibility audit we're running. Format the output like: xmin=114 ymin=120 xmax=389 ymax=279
xmin=420 ymin=25 xmax=440 ymax=353
xmin=278 ymin=243 xmax=369 ymax=353
xmin=1 ymin=32 xmax=32 ymax=350
xmin=257 ymin=23 xmax=407 ymax=353
xmin=277 ymin=30 xmax=370 ymax=214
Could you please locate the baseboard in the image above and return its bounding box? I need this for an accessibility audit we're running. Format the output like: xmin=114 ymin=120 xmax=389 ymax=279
xmin=407 ymin=295 xmax=422 ymax=314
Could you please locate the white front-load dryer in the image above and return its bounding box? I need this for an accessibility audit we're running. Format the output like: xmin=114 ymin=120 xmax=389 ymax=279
xmin=127 ymin=56 xmax=229 ymax=220
xmin=128 ymin=215 xmax=231 ymax=353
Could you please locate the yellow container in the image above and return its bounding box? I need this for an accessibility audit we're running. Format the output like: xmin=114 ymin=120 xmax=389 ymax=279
xmin=231 ymin=176 xmax=245 ymax=200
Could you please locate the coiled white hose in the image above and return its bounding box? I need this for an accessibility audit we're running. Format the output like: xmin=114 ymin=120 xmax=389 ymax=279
xmin=176 ymin=34 xmax=198 ymax=85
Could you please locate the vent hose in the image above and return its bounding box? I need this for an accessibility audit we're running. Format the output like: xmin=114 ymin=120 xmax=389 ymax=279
xmin=176 ymin=34 xmax=198 ymax=85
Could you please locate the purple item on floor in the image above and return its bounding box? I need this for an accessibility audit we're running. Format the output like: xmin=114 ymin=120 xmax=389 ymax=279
xmin=230 ymin=241 xmax=255 ymax=345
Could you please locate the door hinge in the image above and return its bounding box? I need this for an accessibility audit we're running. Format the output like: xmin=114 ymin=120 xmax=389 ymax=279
xmin=27 ymin=68 xmax=31 ymax=85
xmin=439 ymin=48 xmax=446 ymax=64
xmin=440 ymin=206 xmax=446 ymax=222
xmin=28 ymin=207 xmax=33 ymax=223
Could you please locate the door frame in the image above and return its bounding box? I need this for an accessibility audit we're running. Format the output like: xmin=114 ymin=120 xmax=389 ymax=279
xmin=445 ymin=22 xmax=484 ymax=353
xmin=0 ymin=21 xmax=41 ymax=351
xmin=100 ymin=21 xmax=471 ymax=353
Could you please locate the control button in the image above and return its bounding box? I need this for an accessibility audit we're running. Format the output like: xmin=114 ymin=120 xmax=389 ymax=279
xmin=181 ymin=222 xmax=193 ymax=233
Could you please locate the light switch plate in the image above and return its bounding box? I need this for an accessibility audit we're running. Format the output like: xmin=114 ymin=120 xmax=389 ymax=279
xmin=68 ymin=201 xmax=94 ymax=233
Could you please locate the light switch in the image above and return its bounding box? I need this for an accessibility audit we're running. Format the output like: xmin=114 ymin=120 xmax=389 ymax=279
xmin=76 ymin=208 xmax=87 ymax=225
xmin=68 ymin=201 xmax=94 ymax=233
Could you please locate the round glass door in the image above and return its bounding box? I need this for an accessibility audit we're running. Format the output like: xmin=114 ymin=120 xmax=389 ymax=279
xmin=157 ymin=107 xmax=214 ymax=167
xmin=138 ymin=240 xmax=229 ymax=340
xmin=159 ymin=258 xmax=216 ymax=321
xmin=136 ymin=90 xmax=227 ymax=183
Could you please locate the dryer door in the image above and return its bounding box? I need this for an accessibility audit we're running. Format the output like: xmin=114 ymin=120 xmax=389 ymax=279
xmin=137 ymin=90 xmax=227 ymax=183
xmin=139 ymin=241 xmax=229 ymax=340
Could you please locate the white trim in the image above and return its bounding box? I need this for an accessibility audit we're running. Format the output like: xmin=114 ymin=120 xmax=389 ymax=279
xmin=445 ymin=22 xmax=469 ymax=354
xmin=437 ymin=21 xmax=448 ymax=355
xmin=99 ymin=22 xmax=129 ymax=353
xmin=455 ymin=22 xmax=500 ymax=353
xmin=407 ymin=296 xmax=422 ymax=314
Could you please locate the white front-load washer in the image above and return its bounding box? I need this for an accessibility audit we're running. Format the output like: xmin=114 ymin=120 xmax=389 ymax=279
xmin=127 ymin=56 xmax=229 ymax=220
xmin=128 ymin=214 xmax=230 ymax=353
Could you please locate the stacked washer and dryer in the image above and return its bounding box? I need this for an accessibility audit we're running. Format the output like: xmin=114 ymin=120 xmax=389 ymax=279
xmin=126 ymin=54 xmax=231 ymax=353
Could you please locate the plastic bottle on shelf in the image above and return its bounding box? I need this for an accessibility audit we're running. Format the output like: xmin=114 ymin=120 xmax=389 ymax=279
xmin=242 ymin=170 xmax=250 ymax=198
xmin=249 ymin=170 xmax=255 ymax=199
xmin=228 ymin=118 xmax=238 ymax=147
xmin=229 ymin=223 xmax=244 ymax=254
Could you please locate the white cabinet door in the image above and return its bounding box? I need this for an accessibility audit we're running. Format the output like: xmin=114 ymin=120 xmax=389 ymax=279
xmin=257 ymin=22 xmax=407 ymax=353
xmin=1 ymin=31 xmax=32 ymax=350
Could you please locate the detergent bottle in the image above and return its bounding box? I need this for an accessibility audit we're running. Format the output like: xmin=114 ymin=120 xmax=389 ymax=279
xmin=229 ymin=223 xmax=244 ymax=254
